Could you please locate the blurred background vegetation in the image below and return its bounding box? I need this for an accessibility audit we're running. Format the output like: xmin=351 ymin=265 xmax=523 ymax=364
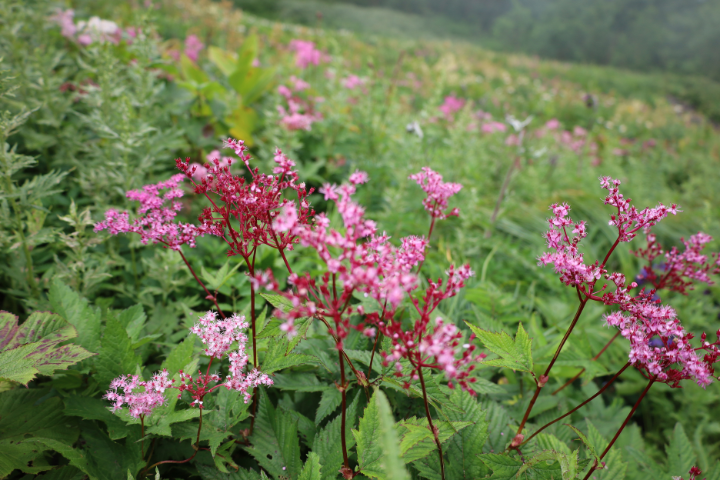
xmin=233 ymin=0 xmax=720 ymax=123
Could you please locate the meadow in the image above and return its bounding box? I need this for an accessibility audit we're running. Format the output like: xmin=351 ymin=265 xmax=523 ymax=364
xmin=1 ymin=0 xmax=719 ymax=479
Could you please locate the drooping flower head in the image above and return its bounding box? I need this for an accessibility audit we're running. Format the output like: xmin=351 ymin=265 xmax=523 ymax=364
xmin=409 ymin=167 xmax=462 ymax=220
xmin=94 ymin=174 xmax=203 ymax=251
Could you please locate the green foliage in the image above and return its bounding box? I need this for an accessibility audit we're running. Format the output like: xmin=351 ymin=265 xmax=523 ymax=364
xmin=466 ymin=322 xmax=533 ymax=372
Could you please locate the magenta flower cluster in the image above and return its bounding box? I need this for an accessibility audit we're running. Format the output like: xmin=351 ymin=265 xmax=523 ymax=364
xmin=104 ymin=369 xmax=173 ymax=418
xmin=94 ymin=174 xmax=203 ymax=251
xmin=538 ymin=176 xmax=719 ymax=387
xmin=409 ymin=167 xmax=462 ymax=220
xmin=277 ymin=76 xmax=322 ymax=131
xmin=288 ymin=40 xmax=328 ymax=69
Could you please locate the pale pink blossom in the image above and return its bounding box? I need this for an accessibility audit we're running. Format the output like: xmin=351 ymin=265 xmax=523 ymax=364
xmin=184 ymin=34 xmax=204 ymax=62
xmin=409 ymin=167 xmax=462 ymax=220
xmin=104 ymin=370 xmax=172 ymax=418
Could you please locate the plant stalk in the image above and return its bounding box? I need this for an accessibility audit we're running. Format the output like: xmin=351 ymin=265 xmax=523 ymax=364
xmin=417 ymin=365 xmax=445 ymax=480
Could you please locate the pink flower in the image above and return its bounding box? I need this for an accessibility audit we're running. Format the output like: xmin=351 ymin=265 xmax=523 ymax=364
xmin=49 ymin=9 xmax=77 ymax=39
xmin=342 ymin=75 xmax=365 ymax=90
xmin=104 ymin=370 xmax=173 ymax=418
xmin=184 ymin=34 xmax=204 ymax=62
xmin=545 ymin=118 xmax=560 ymax=130
xmin=481 ymin=122 xmax=507 ymax=134
xmin=439 ymin=96 xmax=466 ymax=120
xmin=289 ymin=40 xmax=327 ymax=69
xmin=409 ymin=167 xmax=463 ymax=220
xmin=95 ymin=174 xmax=203 ymax=251
xmin=280 ymin=112 xmax=316 ymax=131
xmin=505 ymin=134 xmax=521 ymax=146
xmin=349 ymin=170 xmax=369 ymax=185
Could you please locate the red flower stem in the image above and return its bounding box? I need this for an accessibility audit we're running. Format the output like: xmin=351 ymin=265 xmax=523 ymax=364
xmin=552 ymin=331 xmax=621 ymax=395
xmin=277 ymin=243 xmax=293 ymax=274
xmin=248 ymin=249 xmax=259 ymax=436
xmin=368 ymin=331 xmax=382 ymax=380
xmin=521 ymin=362 xmax=631 ymax=447
xmin=512 ymin=298 xmax=589 ymax=446
xmin=178 ymin=250 xmax=226 ymax=319
xmin=415 ymin=215 xmax=436 ymax=275
xmin=581 ymin=375 xmax=656 ymax=480
xmin=417 ymin=363 xmax=445 ymax=480
xmin=338 ymin=348 xmax=350 ymax=472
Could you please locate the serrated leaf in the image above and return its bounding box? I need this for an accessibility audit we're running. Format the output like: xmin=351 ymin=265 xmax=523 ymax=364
xmin=261 ymin=336 xmax=320 ymax=374
xmin=396 ymin=418 xmax=472 ymax=464
xmin=466 ymin=322 xmax=533 ymax=372
xmin=242 ymin=389 xmax=301 ymax=478
xmin=313 ymin=391 xmax=360 ymax=480
xmin=299 ymin=452 xmax=322 ymax=480
xmin=353 ymin=389 xmax=410 ymax=480
xmin=49 ymin=279 xmax=101 ymax=354
xmin=535 ymin=433 xmax=571 ymax=456
xmin=0 ymin=311 xmax=94 ymax=385
xmin=565 ymin=424 xmax=601 ymax=466
xmin=259 ymin=293 xmax=294 ymax=313
xmin=96 ymin=315 xmax=141 ymax=390
xmin=0 ymin=388 xmax=78 ymax=444
xmin=162 ymin=336 xmax=195 ymax=378
xmin=444 ymin=389 xmax=491 ymax=479
xmin=64 ymin=396 xmax=134 ymax=440
xmin=517 ymin=449 xmax=578 ymax=480
xmin=667 ymin=422 xmax=696 ymax=476
xmin=316 ymin=388 xmax=342 ymax=424
xmin=116 ymin=305 xmax=146 ymax=342
xmin=197 ymin=463 xmax=262 ymax=480
xmin=478 ymin=453 xmax=523 ymax=479
xmin=595 ymin=448 xmax=627 ymax=480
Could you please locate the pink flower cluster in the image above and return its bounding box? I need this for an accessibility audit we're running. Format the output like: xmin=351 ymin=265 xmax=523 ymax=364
xmin=409 ymin=167 xmax=462 ymax=220
xmin=176 ymin=139 xmax=314 ymax=260
xmin=602 ymin=274 xmax=718 ymax=387
xmin=179 ymin=311 xmax=273 ymax=406
xmin=94 ymin=174 xmax=203 ymax=251
xmin=187 ymin=150 xmax=234 ymax=181
xmin=633 ymin=232 xmax=719 ymax=295
xmin=104 ymin=370 xmax=173 ymax=418
xmin=254 ymin=168 xmax=482 ymax=392
xmin=50 ymin=9 xmax=126 ymax=46
xmin=342 ymin=75 xmax=365 ymax=90
xmin=168 ymin=34 xmax=205 ymax=63
xmin=439 ymin=95 xmax=466 ymax=120
xmin=482 ymin=122 xmax=507 ymax=134
xmin=288 ymin=40 xmax=328 ymax=69
xmin=538 ymin=177 xmax=718 ymax=387
xmin=277 ymin=76 xmax=322 ymax=131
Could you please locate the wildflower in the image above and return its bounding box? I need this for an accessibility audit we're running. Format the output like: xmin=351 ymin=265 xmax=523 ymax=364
xmin=179 ymin=311 xmax=273 ymax=406
xmin=289 ymin=40 xmax=327 ymax=69
xmin=94 ymin=174 xmax=203 ymax=251
xmin=76 ymin=16 xmax=121 ymax=45
xmin=439 ymin=95 xmax=466 ymax=120
xmin=104 ymin=370 xmax=172 ymax=418
xmin=276 ymin=78 xmax=322 ymax=131
xmin=545 ymin=119 xmax=560 ymax=130
xmin=481 ymin=122 xmax=507 ymax=134
xmin=49 ymin=9 xmax=77 ymax=39
xmin=342 ymin=75 xmax=365 ymax=90
xmin=409 ymin=167 xmax=462 ymax=220
xmin=184 ymin=34 xmax=204 ymax=62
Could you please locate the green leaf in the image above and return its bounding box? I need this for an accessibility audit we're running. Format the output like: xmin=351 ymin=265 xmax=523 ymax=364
xmin=396 ymin=419 xmax=472 ymax=464
xmin=64 ymin=396 xmax=134 ymax=440
xmin=477 ymin=453 xmax=523 ymax=479
xmin=353 ymin=389 xmax=410 ymax=480
xmin=565 ymin=424 xmax=601 ymax=466
xmin=261 ymin=336 xmax=320 ymax=374
xmin=444 ymin=389 xmax=491 ymax=479
xmin=49 ymin=279 xmax=102 ymax=354
xmin=298 ymin=452 xmax=322 ymax=480
xmin=667 ymin=422 xmax=696 ymax=476
xmin=316 ymin=388 xmax=342 ymax=424
xmin=313 ymin=391 xmax=360 ymax=480
xmin=466 ymin=322 xmax=533 ymax=372
xmin=242 ymin=389 xmax=302 ymax=479
xmin=180 ymin=54 xmax=209 ymax=84
xmin=79 ymin=422 xmax=143 ymax=480
xmin=23 ymin=437 xmax=94 ymax=477
xmin=595 ymin=448 xmax=627 ymax=480
xmin=116 ymin=304 xmax=146 ymax=342
xmin=208 ymin=46 xmax=238 ymax=77
xmin=517 ymin=449 xmax=578 ymax=480
xmin=259 ymin=293 xmax=294 ymax=313
xmin=197 ymin=464 xmax=262 ymax=480
xmin=0 ymin=311 xmax=94 ymax=385
xmin=0 ymin=388 xmax=78 ymax=444
xmin=0 ymin=438 xmax=52 ymax=476
xmin=96 ymin=315 xmax=141 ymax=390
xmin=162 ymin=336 xmax=196 ymax=378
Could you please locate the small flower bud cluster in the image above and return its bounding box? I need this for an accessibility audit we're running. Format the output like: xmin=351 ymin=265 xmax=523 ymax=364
xmin=94 ymin=174 xmax=203 ymax=251
xmin=104 ymin=369 xmax=173 ymax=418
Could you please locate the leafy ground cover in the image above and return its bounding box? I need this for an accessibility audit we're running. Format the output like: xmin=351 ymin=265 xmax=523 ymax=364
xmin=1 ymin=0 xmax=719 ymax=479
